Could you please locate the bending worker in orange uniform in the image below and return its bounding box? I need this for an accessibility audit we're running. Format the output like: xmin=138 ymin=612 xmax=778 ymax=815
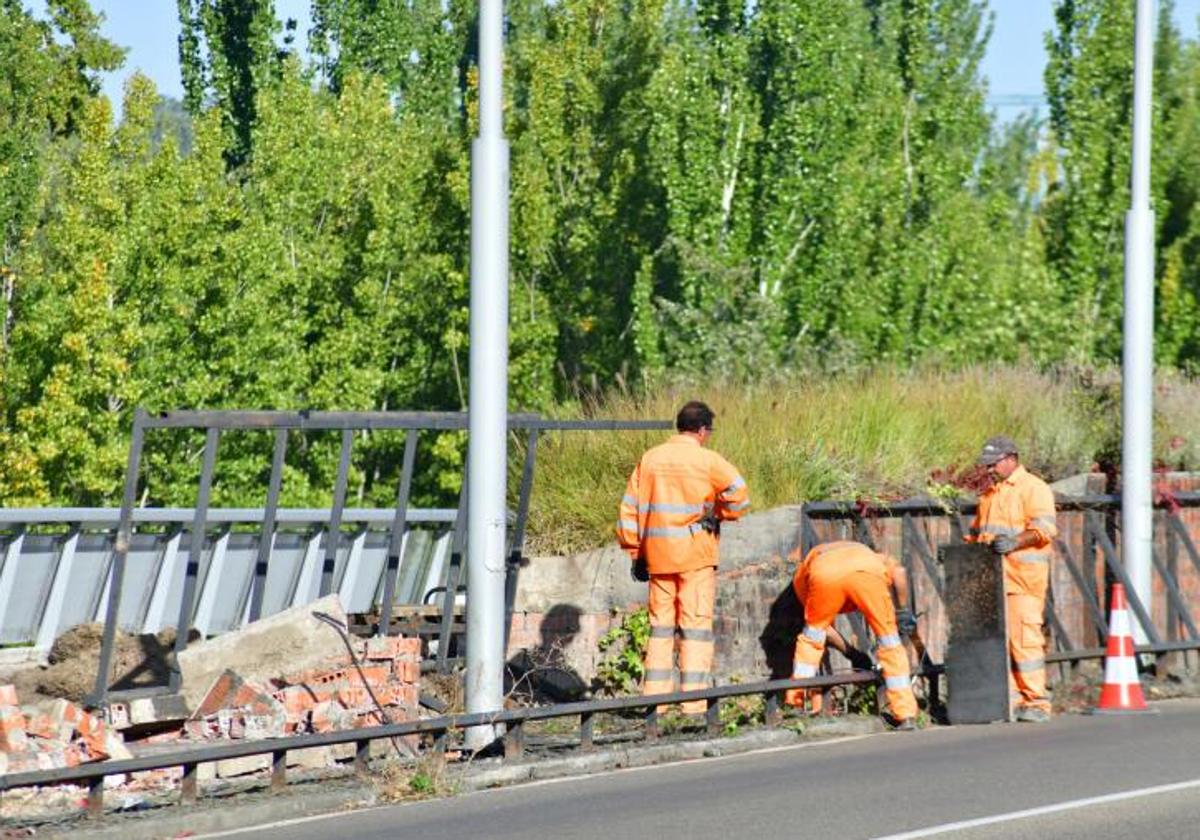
xmin=968 ymin=435 xmax=1058 ymax=723
xmin=788 ymin=540 xmax=918 ymax=729
xmin=616 ymin=401 xmax=750 ymax=714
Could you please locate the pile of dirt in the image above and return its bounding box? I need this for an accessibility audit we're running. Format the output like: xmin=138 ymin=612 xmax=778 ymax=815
xmin=11 ymin=623 xmax=183 ymax=705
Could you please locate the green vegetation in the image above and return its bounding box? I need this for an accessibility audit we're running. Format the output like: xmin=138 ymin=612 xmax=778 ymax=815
xmin=595 ymin=607 xmax=650 ymax=695
xmin=1 ymin=2 xmax=1199 ymax=528
xmin=527 ymin=366 xmax=1200 ymax=554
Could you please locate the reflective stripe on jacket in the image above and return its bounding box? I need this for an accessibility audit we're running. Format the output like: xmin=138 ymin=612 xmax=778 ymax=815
xmin=616 ymin=435 xmax=749 ymax=574
xmin=969 ymin=465 xmax=1057 ymax=596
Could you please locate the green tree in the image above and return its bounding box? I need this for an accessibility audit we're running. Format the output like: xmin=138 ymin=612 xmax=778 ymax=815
xmin=177 ymin=0 xmax=285 ymax=166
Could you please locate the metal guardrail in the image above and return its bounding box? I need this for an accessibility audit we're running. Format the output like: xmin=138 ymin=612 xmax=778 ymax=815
xmin=87 ymin=410 xmax=672 ymax=708
xmin=11 ymin=633 xmax=1200 ymax=819
xmin=800 ymin=491 xmax=1200 ymax=671
xmin=0 ymin=670 xmax=882 ymax=815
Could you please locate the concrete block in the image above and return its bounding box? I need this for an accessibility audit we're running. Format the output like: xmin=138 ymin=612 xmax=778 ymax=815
xmin=127 ymin=693 xmax=190 ymax=726
xmin=288 ymin=745 xmax=335 ymax=770
xmin=216 ymin=753 xmax=271 ymax=778
xmin=177 ymin=594 xmax=349 ymax=709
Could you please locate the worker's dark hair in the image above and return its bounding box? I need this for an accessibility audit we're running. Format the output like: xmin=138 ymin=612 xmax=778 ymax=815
xmin=676 ymin=401 xmax=715 ymax=433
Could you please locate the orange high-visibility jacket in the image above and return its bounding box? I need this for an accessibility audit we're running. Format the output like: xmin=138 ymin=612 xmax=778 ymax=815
xmin=616 ymin=435 xmax=749 ymax=574
xmin=969 ymin=465 xmax=1057 ymax=596
xmin=792 ymin=541 xmax=900 ymax=608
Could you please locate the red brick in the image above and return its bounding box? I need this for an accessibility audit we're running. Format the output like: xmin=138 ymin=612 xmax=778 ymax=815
xmin=0 ymin=705 xmax=29 ymax=752
xmin=195 ymin=669 xmax=283 ymax=719
xmin=396 ymin=637 xmax=421 ymax=656
xmin=394 ymin=659 xmax=420 ymax=683
xmin=24 ymin=712 xmax=62 ymax=742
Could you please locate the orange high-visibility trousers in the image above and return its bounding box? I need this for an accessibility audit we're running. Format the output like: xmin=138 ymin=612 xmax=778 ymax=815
xmin=788 ymin=569 xmax=917 ymax=721
xmin=642 ymin=566 xmax=716 ymax=714
xmin=1007 ymin=592 xmax=1050 ymax=713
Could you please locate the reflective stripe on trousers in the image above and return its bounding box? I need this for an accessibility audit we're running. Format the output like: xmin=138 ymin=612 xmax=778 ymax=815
xmin=788 ymin=571 xmax=917 ymax=720
xmin=642 ymin=566 xmax=716 ymax=713
xmin=1007 ymin=591 xmax=1050 ymax=712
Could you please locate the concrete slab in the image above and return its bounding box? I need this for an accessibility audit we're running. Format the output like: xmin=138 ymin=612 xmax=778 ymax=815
xmin=177 ymin=595 xmax=349 ymax=709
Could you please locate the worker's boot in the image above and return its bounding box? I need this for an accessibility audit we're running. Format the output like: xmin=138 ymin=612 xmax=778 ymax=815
xmin=882 ymin=712 xmax=915 ymax=731
xmin=1014 ymin=705 xmax=1050 ymax=724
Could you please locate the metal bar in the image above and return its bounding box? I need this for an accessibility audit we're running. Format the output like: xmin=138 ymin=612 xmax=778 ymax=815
xmin=1089 ymin=517 xmax=1163 ymax=645
xmin=170 ymin=428 xmax=220 ymax=693
xmin=1151 ymin=542 xmax=1200 ymax=640
xmin=902 ymin=516 xmax=944 ymax=601
xmin=764 ymin=691 xmax=782 ymax=727
xmin=134 ymin=409 xmax=668 ymax=432
xmin=1 ymin=492 xmax=1196 ymax=527
xmin=705 ymin=697 xmax=721 ymax=736
xmin=580 ymin=712 xmax=594 ymax=752
xmin=250 ymin=429 xmax=288 ymax=622
xmin=87 ymin=775 xmax=104 ymax=817
xmin=1054 ymin=535 xmax=1108 ymax=639
xmin=644 ymin=707 xmax=658 ymax=741
xmin=379 ymin=430 xmax=419 ymax=636
xmin=1168 ymin=515 xmax=1200 ymax=578
xmin=504 ymin=428 xmax=539 ymax=654
xmin=437 ymin=470 xmax=470 ymax=672
xmin=354 ymin=739 xmax=370 ymax=776
xmin=504 ymin=721 xmax=525 ymax=759
xmin=320 ymin=430 xmax=354 ymax=598
xmin=431 ymin=728 xmax=448 ymax=765
xmin=271 ymin=749 xmax=286 ymax=793
xmin=853 ymin=513 xmax=876 ymax=550
xmin=1043 ymin=584 xmax=1074 ymax=652
xmin=1167 ymin=521 xmax=1179 ymax=646
xmin=181 ymin=762 xmax=198 ymax=804
xmin=800 ymin=508 xmax=817 ymax=558
xmin=88 ymin=412 xmax=146 ymax=709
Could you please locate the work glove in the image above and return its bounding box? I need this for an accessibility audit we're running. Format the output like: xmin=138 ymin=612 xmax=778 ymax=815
xmin=630 ymin=558 xmax=650 ymax=582
xmin=844 ymin=647 xmax=875 ymax=672
xmin=896 ymin=608 xmax=918 ymax=637
xmin=991 ymin=535 xmax=1019 ymax=555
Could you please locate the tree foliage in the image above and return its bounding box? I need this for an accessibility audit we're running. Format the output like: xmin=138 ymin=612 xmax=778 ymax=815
xmin=1 ymin=0 xmax=1200 ymax=508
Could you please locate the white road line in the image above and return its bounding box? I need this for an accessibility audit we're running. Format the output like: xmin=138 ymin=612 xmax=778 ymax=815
xmin=873 ymin=777 xmax=1200 ymax=839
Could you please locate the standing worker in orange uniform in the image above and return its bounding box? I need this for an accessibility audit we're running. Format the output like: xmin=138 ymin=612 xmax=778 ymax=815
xmin=788 ymin=540 xmax=919 ymax=729
xmin=616 ymin=401 xmax=750 ymax=714
xmin=968 ymin=435 xmax=1058 ymax=723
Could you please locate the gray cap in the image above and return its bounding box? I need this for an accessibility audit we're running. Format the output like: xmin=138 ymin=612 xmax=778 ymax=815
xmin=978 ymin=435 xmax=1018 ymax=465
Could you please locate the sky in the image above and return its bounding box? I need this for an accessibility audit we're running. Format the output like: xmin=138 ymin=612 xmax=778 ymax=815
xmin=33 ymin=1 xmax=1200 ymax=121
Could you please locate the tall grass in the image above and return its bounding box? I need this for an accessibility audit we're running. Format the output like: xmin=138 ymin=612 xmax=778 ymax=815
xmin=522 ymin=366 xmax=1200 ymax=555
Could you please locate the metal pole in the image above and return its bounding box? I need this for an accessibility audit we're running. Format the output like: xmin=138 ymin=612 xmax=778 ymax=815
xmin=1122 ymin=0 xmax=1156 ymax=647
xmin=465 ymin=0 xmax=510 ymax=749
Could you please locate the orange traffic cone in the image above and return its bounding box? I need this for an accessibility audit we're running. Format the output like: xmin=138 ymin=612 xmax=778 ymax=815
xmin=1091 ymin=583 xmax=1154 ymax=714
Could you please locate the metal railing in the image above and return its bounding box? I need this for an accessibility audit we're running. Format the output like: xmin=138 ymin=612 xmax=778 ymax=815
xmin=800 ymin=491 xmax=1200 ymax=671
xmin=87 ymin=410 xmax=671 ymax=708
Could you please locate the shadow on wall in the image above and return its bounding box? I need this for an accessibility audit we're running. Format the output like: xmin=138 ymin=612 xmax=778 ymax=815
xmin=506 ymin=603 xmax=592 ymax=702
xmin=759 ymin=583 xmax=805 ymax=680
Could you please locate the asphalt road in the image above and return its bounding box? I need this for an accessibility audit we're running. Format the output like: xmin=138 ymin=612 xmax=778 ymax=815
xmin=211 ymin=698 xmax=1200 ymax=840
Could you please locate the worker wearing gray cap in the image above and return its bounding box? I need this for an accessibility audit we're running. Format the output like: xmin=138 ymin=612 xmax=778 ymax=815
xmin=968 ymin=436 xmax=1058 ymax=723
